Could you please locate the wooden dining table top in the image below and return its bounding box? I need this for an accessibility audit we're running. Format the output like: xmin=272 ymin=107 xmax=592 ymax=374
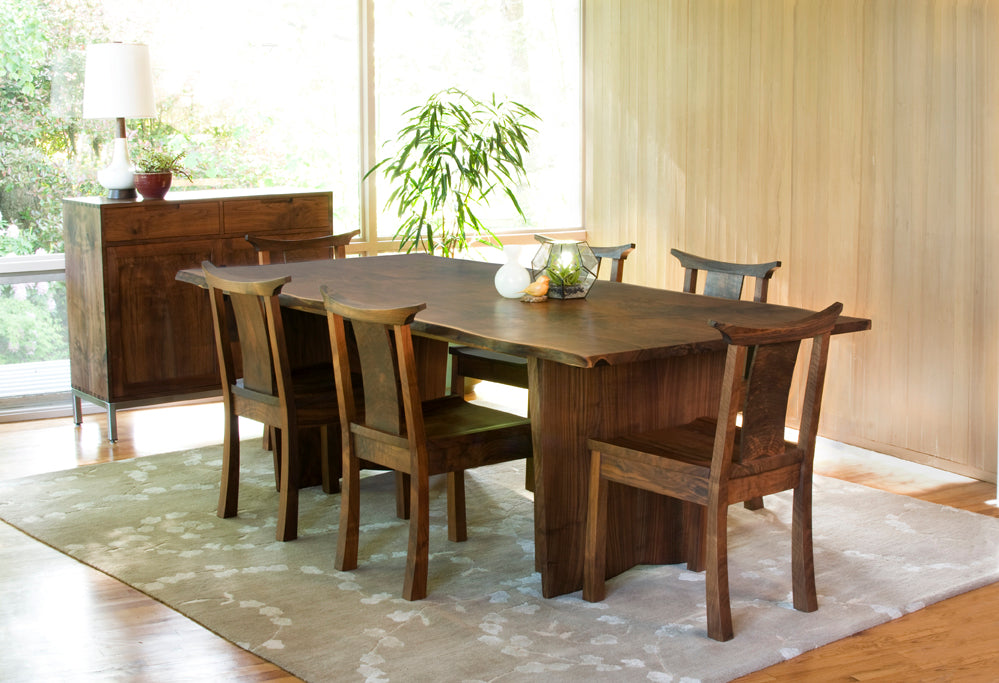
xmin=177 ymin=253 xmax=871 ymax=368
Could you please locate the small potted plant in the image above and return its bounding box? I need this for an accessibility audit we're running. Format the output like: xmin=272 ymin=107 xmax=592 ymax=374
xmin=131 ymin=145 xmax=193 ymax=200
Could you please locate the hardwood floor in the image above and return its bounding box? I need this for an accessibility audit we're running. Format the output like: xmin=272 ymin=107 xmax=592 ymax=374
xmin=1 ymin=392 xmax=997 ymax=681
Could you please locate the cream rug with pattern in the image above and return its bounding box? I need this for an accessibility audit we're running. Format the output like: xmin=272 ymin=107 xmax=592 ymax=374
xmin=1 ymin=441 xmax=998 ymax=683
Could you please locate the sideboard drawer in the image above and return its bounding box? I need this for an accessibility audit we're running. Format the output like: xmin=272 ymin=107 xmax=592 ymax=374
xmin=102 ymin=202 xmax=221 ymax=242
xmin=222 ymin=194 xmax=331 ymax=234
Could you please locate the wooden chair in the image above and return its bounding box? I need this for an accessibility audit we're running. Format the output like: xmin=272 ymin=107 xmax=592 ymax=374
xmin=246 ymin=229 xmax=359 ymax=453
xmin=671 ymin=247 xmax=781 ymax=514
xmin=448 ymin=240 xmax=636 ymax=394
xmin=323 ymin=288 xmax=533 ymax=600
xmin=203 ymin=261 xmax=341 ymax=542
xmin=245 ymin=229 xmax=360 ymax=264
xmin=583 ymin=302 xmax=842 ymax=641
xmin=670 ymin=248 xmax=780 ymax=303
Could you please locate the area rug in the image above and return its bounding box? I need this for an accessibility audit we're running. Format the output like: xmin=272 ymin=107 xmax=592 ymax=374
xmin=1 ymin=444 xmax=998 ymax=683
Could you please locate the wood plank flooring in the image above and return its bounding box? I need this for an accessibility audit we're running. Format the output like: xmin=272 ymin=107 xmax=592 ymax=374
xmin=1 ymin=392 xmax=997 ymax=681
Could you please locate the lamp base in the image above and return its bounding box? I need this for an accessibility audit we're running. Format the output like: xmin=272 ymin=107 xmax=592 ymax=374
xmin=96 ymin=137 xmax=137 ymax=199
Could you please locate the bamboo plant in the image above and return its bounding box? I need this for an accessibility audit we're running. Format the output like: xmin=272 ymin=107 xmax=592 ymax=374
xmin=366 ymin=88 xmax=540 ymax=257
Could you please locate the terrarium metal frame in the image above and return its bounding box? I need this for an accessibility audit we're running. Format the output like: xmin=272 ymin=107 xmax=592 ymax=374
xmin=530 ymin=239 xmax=598 ymax=299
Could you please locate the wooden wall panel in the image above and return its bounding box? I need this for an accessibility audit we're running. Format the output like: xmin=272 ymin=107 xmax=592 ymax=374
xmin=583 ymin=0 xmax=999 ymax=480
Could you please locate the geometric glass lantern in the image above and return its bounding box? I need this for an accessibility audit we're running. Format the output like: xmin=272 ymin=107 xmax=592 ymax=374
xmin=530 ymin=238 xmax=598 ymax=299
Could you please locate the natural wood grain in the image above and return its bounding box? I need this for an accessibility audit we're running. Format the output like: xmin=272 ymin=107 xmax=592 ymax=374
xmin=180 ymin=255 xmax=868 ymax=599
xmin=203 ymin=262 xmax=341 ymax=542
xmin=583 ymin=303 xmax=840 ymax=640
xmin=245 ymin=229 xmax=361 ymax=264
xmin=583 ymin=0 xmax=999 ymax=482
xmin=448 ymin=241 xmax=636 ymax=392
xmin=177 ymin=255 xmax=869 ymax=370
xmin=64 ymin=189 xmax=336 ymax=441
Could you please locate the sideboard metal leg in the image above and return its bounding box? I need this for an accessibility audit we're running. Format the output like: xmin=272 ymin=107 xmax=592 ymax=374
xmin=107 ymin=404 xmax=118 ymax=442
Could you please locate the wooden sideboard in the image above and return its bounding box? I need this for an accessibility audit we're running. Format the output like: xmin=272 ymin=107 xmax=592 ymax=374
xmin=63 ymin=188 xmax=333 ymax=440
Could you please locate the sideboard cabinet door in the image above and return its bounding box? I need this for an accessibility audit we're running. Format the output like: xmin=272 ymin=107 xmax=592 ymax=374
xmin=104 ymin=239 xmax=218 ymax=399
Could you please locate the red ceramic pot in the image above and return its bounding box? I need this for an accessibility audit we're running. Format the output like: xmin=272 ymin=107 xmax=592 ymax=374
xmin=133 ymin=172 xmax=173 ymax=200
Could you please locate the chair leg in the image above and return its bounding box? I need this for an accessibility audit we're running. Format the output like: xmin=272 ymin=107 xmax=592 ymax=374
xmin=704 ymin=500 xmax=733 ymax=642
xmin=524 ymin=456 xmax=535 ymax=493
xmin=275 ymin=427 xmax=300 ymax=542
xmin=791 ymin=483 xmax=818 ymax=612
xmin=270 ymin=427 xmax=281 ymax=492
xmin=395 ymin=472 xmax=411 ymax=519
xmin=744 ymin=496 xmax=764 ymax=511
xmin=403 ymin=470 xmax=430 ymax=601
xmin=449 ymin=356 xmax=465 ymax=398
xmin=583 ymin=451 xmax=608 ymax=602
xmin=335 ymin=452 xmax=361 ymax=572
xmin=683 ymin=501 xmax=706 ymax=572
xmin=217 ymin=408 xmax=240 ymax=519
xmin=447 ymin=471 xmax=467 ymax=542
xmin=320 ymin=425 xmax=341 ymax=494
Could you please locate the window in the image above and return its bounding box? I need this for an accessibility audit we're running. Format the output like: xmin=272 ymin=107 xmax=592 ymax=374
xmin=371 ymin=0 xmax=581 ymax=239
xmin=1 ymin=0 xmax=581 ymax=413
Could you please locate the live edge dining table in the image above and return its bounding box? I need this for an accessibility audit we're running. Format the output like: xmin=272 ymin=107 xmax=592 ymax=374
xmin=177 ymin=253 xmax=871 ymax=598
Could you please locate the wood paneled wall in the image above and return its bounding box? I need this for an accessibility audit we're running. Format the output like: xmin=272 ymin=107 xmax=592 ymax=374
xmin=583 ymin=0 xmax=999 ymax=480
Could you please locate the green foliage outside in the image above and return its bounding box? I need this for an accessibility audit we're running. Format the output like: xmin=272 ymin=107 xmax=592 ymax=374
xmin=0 ymin=0 xmax=318 ymax=367
xmin=0 ymin=282 xmax=67 ymax=364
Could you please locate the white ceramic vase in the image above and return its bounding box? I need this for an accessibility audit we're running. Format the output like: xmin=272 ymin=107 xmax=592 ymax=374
xmin=494 ymin=245 xmax=531 ymax=298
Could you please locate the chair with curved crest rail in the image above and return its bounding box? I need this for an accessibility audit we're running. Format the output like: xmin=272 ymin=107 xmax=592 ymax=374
xmin=583 ymin=302 xmax=843 ymax=641
xmin=670 ymin=248 xmax=781 ymax=304
xmin=245 ymin=229 xmax=361 ymax=265
xmin=323 ymin=288 xmax=533 ymax=600
xmin=671 ymin=248 xmax=782 ymax=517
xmin=245 ymin=229 xmax=360 ymax=455
xmin=203 ymin=261 xmax=342 ymax=542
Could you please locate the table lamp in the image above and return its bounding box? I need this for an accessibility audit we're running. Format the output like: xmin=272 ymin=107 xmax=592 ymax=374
xmin=83 ymin=43 xmax=156 ymax=199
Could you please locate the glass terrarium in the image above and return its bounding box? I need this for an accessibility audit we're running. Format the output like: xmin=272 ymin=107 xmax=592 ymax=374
xmin=530 ymin=239 xmax=598 ymax=299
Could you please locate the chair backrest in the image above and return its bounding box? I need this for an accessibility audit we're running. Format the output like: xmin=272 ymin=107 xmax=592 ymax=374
xmin=671 ymin=248 xmax=781 ymax=303
xmin=590 ymin=243 xmax=636 ymax=283
xmin=534 ymin=234 xmax=636 ymax=283
xmin=322 ymin=287 xmax=427 ymax=443
xmin=245 ymin=229 xmax=361 ymax=265
xmin=202 ymin=261 xmax=293 ymax=403
xmin=710 ymin=302 xmax=842 ymax=470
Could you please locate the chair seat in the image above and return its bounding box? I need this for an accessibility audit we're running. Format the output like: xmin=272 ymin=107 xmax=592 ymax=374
xmin=589 ymin=417 xmax=805 ymax=484
xmin=421 ymin=396 xmax=532 ymax=472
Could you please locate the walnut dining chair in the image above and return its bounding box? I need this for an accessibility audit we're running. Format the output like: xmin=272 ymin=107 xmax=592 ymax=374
xmin=323 ymin=287 xmax=533 ymax=600
xmin=671 ymin=248 xmax=782 ymax=516
xmin=203 ymin=261 xmax=342 ymax=542
xmin=245 ymin=229 xmax=360 ymax=264
xmin=245 ymin=229 xmax=360 ymax=453
xmin=583 ymin=302 xmax=842 ymax=641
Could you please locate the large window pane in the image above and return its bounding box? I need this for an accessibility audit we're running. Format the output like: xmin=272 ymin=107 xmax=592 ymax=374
xmin=93 ymin=0 xmax=362 ymax=229
xmin=372 ymin=0 xmax=581 ymax=239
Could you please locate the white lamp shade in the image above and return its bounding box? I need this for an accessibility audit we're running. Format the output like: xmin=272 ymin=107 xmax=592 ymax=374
xmin=82 ymin=43 xmax=156 ymax=120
